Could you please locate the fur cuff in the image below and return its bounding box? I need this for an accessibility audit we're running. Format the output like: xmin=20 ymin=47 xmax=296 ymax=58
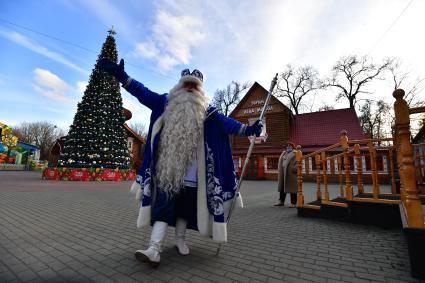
xmin=130 ymin=180 xmax=138 ymax=194
xmin=136 ymin=205 xmax=151 ymax=229
xmin=130 ymin=181 xmax=142 ymax=201
xmin=236 ymin=193 xmax=243 ymax=208
xmin=123 ymin=77 xmax=133 ymax=89
xmin=212 ymin=222 xmax=227 ymax=243
xmin=135 ymin=187 xmax=143 ymax=201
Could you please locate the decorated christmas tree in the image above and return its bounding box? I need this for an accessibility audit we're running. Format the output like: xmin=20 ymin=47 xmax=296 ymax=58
xmin=58 ymin=28 xmax=130 ymax=169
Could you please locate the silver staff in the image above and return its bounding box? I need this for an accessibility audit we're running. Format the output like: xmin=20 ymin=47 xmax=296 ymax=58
xmin=216 ymin=73 xmax=279 ymax=256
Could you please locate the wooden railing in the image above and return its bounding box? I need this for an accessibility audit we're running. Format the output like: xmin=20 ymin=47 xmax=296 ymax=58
xmin=295 ymin=89 xmax=424 ymax=228
xmin=295 ymin=132 xmax=397 ymax=209
xmin=393 ymin=89 xmax=425 ymax=228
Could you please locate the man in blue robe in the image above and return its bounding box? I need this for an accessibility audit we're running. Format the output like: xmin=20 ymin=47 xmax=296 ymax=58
xmin=100 ymin=58 xmax=262 ymax=266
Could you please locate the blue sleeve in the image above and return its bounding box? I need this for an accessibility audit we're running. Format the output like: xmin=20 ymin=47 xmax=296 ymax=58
xmin=124 ymin=78 xmax=166 ymax=110
xmin=212 ymin=110 xmax=245 ymax=136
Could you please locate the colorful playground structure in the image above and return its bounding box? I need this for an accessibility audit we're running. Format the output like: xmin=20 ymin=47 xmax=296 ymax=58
xmin=0 ymin=122 xmax=41 ymax=170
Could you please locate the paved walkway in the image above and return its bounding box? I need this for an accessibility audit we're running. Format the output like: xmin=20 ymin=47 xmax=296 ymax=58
xmin=0 ymin=171 xmax=421 ymax=282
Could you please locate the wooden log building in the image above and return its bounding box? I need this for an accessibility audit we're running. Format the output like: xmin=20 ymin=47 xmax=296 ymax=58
xmin=230 ymin=82 xmax=393 ymax=183
xmin=230 ymin=82 xmax=293 ymax=180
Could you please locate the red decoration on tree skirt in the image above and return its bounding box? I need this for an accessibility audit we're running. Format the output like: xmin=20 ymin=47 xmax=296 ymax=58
xmin=42 ymin=168 xmax=136 ymax=181
xmin=69 ymin=169 xmax=91 ymax=181
xmin=102 ymin=169 xmax=122 ymax=181
xmin=43 ymin=168 xmax=60 ymax=180
xmin=126 ymin=170 xmax=136 ymax=180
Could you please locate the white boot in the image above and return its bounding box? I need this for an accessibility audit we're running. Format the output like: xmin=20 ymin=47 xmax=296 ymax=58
xmin=135 ymin=221 xmax=168 ymax=267
xmin=175 ymin=218 xmax=190 ymax=255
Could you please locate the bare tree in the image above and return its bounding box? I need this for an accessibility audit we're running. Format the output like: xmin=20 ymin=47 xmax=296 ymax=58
xmin=12 ymin=121 xmax=65 ymax=160
xmin=359 ymin=99 xmax=391 ymax=139
xmin=388 ymin=57 xmax=425 ymax=107
xmin=129 ymin=122 xmax=147 ymax=138
xmin=323 ymin=55 xmax=392 ymax=109
xmin=212 ymin=81 xmax=251 ymax=116
xmin=275 ymin=65 xmax=320 ymax=115
xmin=317 ymin=104 xmax=335 ymax=112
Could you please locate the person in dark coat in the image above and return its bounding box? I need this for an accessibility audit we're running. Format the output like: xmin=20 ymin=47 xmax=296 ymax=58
xmin=275 ymin=142 xmax=298 ymax=207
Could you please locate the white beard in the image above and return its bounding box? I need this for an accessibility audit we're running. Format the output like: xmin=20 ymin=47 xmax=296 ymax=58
xmin=155 ymin=83 xmax=209 ymax=196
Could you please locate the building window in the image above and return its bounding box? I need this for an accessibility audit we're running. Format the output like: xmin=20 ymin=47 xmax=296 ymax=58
xmin=127 ymin=137 xmax=134 ymax=151
xmin=382 ymin=155 xmax=388 ymax=172
xmin=265 ymin=156 xmax=279 ymax=172
xmin=233 ymin=158 xmax=239 ymax=172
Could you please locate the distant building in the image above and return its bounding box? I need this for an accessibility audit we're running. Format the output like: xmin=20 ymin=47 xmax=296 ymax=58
xmin=413 ymin=123 xmax=425 ymax=190
xmin=124 ymin=123 xmax=146 ymax=170
xmin=413 ymin=124 xmax=425 ymax=144
xmin=230 ymin=82 xmax=293 ymax=180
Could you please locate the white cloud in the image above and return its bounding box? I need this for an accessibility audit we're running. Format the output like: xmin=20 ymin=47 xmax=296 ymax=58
xmin=0 ymin=30 xmax=88 ymax=74
xmin=132 ymin=42 xmax=160 ymax=59
xmin=131 ymin=9 xmax=205 ymax=71
xmin=76 ymin=81 xmax=88 ymax=94
xmin=32 ymin=68 xmax=72 ymax=103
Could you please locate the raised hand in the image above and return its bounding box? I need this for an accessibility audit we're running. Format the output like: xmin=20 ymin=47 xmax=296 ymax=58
xmin=244 ymin=119 xmax=263 ymax=137
xmin=99 ymin=58 xmax=129 ymax=85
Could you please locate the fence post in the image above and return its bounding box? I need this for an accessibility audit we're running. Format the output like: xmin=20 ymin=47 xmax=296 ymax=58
xmin=322 ymin=151 xmax=329 ymax=201
xmin=388 ymin=148 xmax=397 ymax=194
xmin=337 ymin=156 xmax=344 ymax=197
xmin=315 ymin=154 xmax=322 ymax=201
xmin=354 ymin=144 xmax=364 ymax=195
xmin=368 ymin=141 xmax=380 ymax=198
xmin=296 ymin=147 xmax=304 ymax=208
xmin=393 ymin=89 xmax=424 ymax=228
xmin=340 ymin=130 xmax=353 ymax=200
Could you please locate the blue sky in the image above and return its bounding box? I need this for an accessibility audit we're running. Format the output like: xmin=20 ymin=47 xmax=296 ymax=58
xmin=1 ymin=0 xmax=424 ymax=132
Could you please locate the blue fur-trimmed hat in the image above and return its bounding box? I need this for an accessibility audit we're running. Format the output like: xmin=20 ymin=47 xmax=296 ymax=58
xmin=180 ymin=68 xmax=203 ymax=86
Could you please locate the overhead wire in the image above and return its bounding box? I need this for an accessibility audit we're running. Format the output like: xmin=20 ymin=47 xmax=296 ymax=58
xmin=367 ymin=0 xmax=414 ymax=55
xmin=0 ymin=17 xmax=178 ymax=81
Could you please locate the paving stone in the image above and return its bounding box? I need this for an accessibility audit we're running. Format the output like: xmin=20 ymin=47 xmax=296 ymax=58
xmin=38 ymin=269 xmax=60 ymax=281
xmin=15 ymin=269 xmax=38 ymax=281
xmin=47 ymin=261 xmax=67 ymax=272
xmin=95 ymin=266 xmax=119 ymax=277
xmin=224 ymin=271 xmax=247 ymax=282
xmin=0 ymin=173 xmax=420 ymax=283
xmin=355 ymin=271 xmax=386 ymax=282
xmin=282 ymin=275 xmax=311 ymax=283
xmin=27 ymin=261 xmax=49 ymax=272
xmin=111 ymin=272 xmax=138 ymax=283
xmin=0 ymin=271 xmax=18 ymax=281
xmin=189 ymin=275 xmax=214 ymax=283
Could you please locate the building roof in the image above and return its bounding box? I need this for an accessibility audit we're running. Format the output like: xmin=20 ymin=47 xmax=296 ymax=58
xmin=229 ymin=82 xmax=293 ymax=118
xmin=413 ymin=124 xmax=425 ymax=144
xmin=124 ymin=123 xmax=146 ymax=143
xmin=16 ymin=141 xmax=39 ymax=151
xmin=289 ymin=108 xmax=364 ymax=149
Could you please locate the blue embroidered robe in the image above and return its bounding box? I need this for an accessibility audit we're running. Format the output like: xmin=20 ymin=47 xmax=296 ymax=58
xmin=126 ymin=78 xmax=243 ymax=243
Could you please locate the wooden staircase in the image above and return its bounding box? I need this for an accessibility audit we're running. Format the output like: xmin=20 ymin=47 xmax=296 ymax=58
xmin=293 ymin=89 xmax=425 ymax=279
